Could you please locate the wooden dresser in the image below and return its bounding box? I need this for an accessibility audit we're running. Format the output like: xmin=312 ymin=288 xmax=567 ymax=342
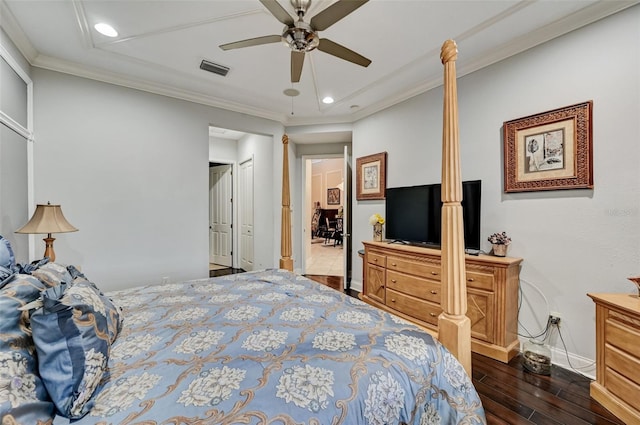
xmin=361 ymin=241 xmax=522 ymax=362
xmin=587 ymin=293 xmax=640 ymax=424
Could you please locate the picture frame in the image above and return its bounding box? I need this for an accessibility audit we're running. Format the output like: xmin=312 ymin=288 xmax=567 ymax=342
xmin=356 ymin=152 xmax=387 ymax=200
xmin=327 ymin=188 xmax=340 ymax=205
xmin=503 ymin=101 xmax=593 ymax=193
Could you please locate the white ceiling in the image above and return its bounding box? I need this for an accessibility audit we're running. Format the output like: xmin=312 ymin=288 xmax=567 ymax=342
xmin=2 ymin=0 xmax=637 ymax=129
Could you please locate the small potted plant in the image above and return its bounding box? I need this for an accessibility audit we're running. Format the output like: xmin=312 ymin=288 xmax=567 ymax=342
xmin=488 ymin=232 xmax=511 ymax=257
xmin=369 ymin=214 xmax=385 ymax=242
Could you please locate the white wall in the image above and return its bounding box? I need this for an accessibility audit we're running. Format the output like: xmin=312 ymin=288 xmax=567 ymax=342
xmin=351 ymin=6 xmax=640 ymax=373
xmin=32 ymin=69 xmax=284 ymax=291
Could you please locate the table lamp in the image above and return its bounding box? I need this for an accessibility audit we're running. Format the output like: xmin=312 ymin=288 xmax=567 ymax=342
xmin=15 ymin=202 xmax=78 ymax=262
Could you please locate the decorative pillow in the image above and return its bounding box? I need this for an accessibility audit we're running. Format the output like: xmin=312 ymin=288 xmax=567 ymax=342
xmin=0 ymin=274 xmax=55 ymax=424
xmin=30 ymin=263 xmax=72 ymax=288
xmin=30 ymin=280 xmax=123 ymax=419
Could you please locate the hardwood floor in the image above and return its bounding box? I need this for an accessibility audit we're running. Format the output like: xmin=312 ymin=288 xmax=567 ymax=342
xmin=303 ymin=274 xmax=624 ymax=425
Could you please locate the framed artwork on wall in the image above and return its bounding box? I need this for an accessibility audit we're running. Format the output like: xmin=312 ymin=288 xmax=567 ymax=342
xmin=503 ymin=101 xmax=593 ymax=193
xmin=356 ymin=152 xmax=387 ymax=200
xmin=327 ymin=188 xmax=340 ymax=205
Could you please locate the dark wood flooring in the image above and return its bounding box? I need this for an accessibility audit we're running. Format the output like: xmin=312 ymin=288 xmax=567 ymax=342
xmin=210 ymin=270 xmax=623 ymax=425
xmin=303 ymin=274 xmax=624 ymax=425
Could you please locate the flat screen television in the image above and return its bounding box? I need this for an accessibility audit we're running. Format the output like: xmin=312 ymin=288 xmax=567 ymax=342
xmin=384 ymin=180 xmax=481 ymax=250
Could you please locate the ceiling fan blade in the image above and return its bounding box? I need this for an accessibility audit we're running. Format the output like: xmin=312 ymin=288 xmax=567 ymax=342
xmin=318 ymin=38 xmax=371 ymax=67
xmin=291 ymin=51 xmax=305 ymax=83
xmin=219 ymin=35 xmax=282 ymax=51
xmin=310 ymin=0 xmax=368 ymax=31
xmin=259 ymin=0 xmax=294 ymax=26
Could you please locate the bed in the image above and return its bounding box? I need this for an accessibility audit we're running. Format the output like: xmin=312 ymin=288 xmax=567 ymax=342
xmin=1 ymin=40 xmax=485 ymax=424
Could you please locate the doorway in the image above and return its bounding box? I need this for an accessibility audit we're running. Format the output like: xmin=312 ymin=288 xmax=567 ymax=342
xmin=303 ymin=156 xmax=345 ymax=278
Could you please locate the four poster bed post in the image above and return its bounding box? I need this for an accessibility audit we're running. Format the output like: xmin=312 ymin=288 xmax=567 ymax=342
xmin=280 ymin=134 xmax=293 ymax=271
xmin=438 ymin=39 xmax=472 ymax=375
xmin=278 ymin=40 xmax=472 ymax=374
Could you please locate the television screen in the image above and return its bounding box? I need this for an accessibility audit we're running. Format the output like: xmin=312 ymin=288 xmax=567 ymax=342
xmin=384 ymin=180 xmax=481 ymax=250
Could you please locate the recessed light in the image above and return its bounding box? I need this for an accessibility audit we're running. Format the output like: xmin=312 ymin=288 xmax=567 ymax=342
xmin=322 ymin=96 xmax=334 ymax=104
xmin=94 ymin=23 xmax=118 ymax=38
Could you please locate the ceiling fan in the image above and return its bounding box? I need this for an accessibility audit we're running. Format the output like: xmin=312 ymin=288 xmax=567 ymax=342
xmin=220 ymin=0 xmax=371 ymax=83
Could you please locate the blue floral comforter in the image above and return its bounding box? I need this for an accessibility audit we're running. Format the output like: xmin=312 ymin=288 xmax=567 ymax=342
xmin=63 ymin=269 xmax=486 ymax=424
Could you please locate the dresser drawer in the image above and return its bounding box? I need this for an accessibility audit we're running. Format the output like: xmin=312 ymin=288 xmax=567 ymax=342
xmin=367 ymin=252 xmax=386 ymax=267
xmin=387 ymin=256 xmax=441 ymax=281
xmin=465 ymin=270 xmax=495 ymax=291
xmin=386 ymin=288 xmax=441 ymax=326
xmin=605 ymin=344 xmax=640 ymax=387
xmin=605 ymin=318 xmax=640 ymax=360
xmin=604 ymin=367 xmax=640 ymax=411
xmin=386 ymin=270 xmax=441 ymax=303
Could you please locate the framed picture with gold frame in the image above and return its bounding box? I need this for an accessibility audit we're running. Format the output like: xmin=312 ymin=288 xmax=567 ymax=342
xmin=503 ymin=101 xmax=593 ymax=193
xmin=356 ymin=152 xmax=387 ymax=200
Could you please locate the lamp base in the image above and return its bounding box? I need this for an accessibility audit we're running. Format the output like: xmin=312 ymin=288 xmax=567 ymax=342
xmin=43 ymin=236 xmax=56 ymax=262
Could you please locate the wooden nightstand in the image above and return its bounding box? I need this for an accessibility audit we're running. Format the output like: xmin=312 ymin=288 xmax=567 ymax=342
xmin=587 ymin=293 xmax=640 ymax=424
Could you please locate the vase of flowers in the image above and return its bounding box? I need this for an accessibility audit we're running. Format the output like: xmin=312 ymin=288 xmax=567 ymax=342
xmin=488 ymin=232 xmax=511 ymax=257
xmin=369 ymin=214 xmax=385 ymax=242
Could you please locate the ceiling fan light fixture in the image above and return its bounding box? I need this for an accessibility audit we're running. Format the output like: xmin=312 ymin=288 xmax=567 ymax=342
xmin=281 ymin=21 xmax=319 ymax=52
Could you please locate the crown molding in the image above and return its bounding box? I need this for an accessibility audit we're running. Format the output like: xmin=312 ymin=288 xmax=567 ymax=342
xmin=32 ymin=54 xmax=289 ymax=123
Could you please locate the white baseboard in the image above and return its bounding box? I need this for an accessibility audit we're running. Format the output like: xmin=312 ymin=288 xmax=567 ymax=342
xmin=350 ymin=279 xmax=363 ymax=293
xmin=518 ymin=337 xmax=596 ymax=379
xmin=549 ymin=346 xmax=596 ymax=379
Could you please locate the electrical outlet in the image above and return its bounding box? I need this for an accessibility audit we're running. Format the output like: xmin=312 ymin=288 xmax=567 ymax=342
xmin=549 ymin=312 xmax=561 ymax=326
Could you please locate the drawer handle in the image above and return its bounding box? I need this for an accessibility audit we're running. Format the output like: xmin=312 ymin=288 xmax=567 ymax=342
xmin=430 ymin=290 xmax=438 ymax=294
xmin=431 ymin=271 xmax=438 ymax=275
xmin=430 ymin=313 xmax=436 ymax=317
xmin=391 ymin=298 xmax=396 ymax=303
xmin=391 ymin=279 xmax=397 ymax=283
xmin=467 ymin=278 xmax=474 ymax=282
xmin=374 ymin=258 xmax=378 ymax=262
xmin=392 ymin=263 xmax=397 ymax=266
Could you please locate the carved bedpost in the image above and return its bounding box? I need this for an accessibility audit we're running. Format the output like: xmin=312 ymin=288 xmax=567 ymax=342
xmin=438 ymin=40 xmax=472 ymax=376
xmin=280 ymin=134 xmax=294 ymax=271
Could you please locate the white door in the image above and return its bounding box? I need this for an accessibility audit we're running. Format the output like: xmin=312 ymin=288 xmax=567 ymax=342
xmin=343 ymin=146 xmax=352 ymax=291
xmin=239 ymin=158 xmax=254 ymax=271
xmin=209 ymin=164 xmax=233 ymax=267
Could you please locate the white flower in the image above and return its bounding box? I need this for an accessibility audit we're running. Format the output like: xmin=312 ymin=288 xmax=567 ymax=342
xmin=174 ymin=330 xmax=225 ymax=354
xmin=224 ymin=305 xmax=261 ymax=321
xmin=242 ymin=329 xmax=288 ymax=352
xmin=312 ymin=331 xmax=356 ymax=352
xmin=276 ymin=365 xmax=334 ymax=412
xmin=177 ymin=366 xmax=246 ymax=407
xmin=111 ymin=334 xmax=161 ymax=359
xmin=364 ymin=371 xmax=405 ymax=425
xmin=90 ymin=373 xmax=161 ymax=416
xmin=280 ymin=307 xmax=315 ymax=322
xmin=337 ymin=310 xmax=372 ymax=325
xmin=384 ymin=333 xmax=430 ymax=364
xmin=0 ymin=352 xmax=37 ymax=408
xmin=170 ymin=307 xmax=208 ymax=321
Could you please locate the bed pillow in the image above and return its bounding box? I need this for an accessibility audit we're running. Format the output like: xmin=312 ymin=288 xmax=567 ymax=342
xmin=0 ymin=274 xmax=55 ymax=424
xmin=30 ymin=262 xmax=73 ymax=288
xmin=30 ymin=279 xmax=123 ymax=419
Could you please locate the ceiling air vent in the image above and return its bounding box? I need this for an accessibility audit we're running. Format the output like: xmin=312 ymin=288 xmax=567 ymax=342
xmin=199 ymin=60 xmax=229 ymax=77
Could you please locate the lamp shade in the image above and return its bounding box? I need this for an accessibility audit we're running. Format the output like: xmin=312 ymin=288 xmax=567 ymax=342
xmin=16 ymin=203 xmax=78 ymax=235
